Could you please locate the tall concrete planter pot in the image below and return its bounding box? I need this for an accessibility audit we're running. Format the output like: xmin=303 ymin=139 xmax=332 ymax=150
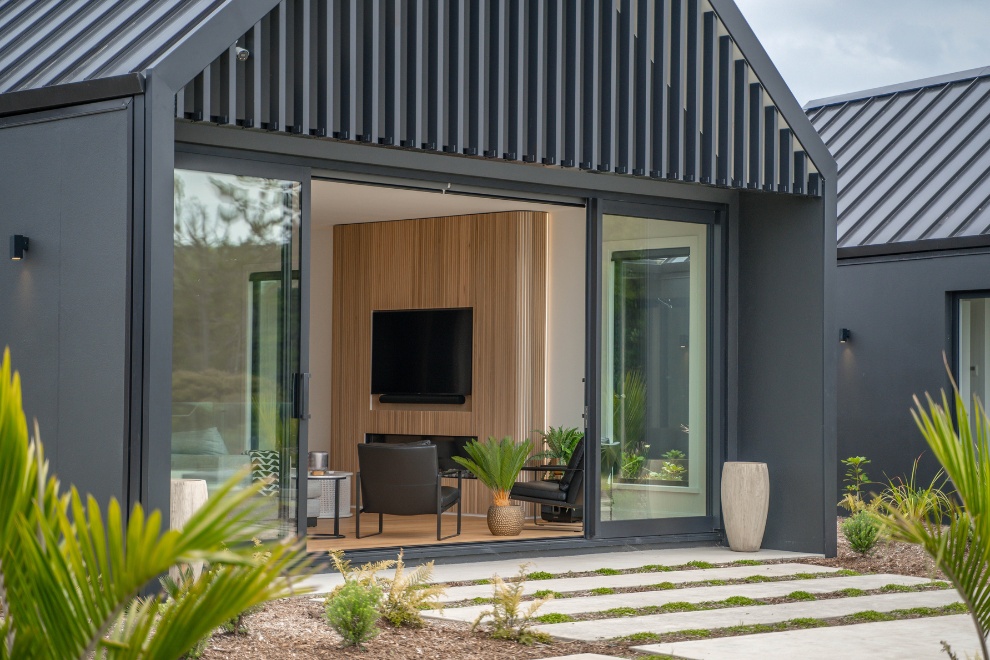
xmin=721 ymin=462 xmax=769 ymax=552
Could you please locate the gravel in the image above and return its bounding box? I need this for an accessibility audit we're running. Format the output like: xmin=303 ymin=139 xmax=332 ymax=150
xmin=196 ymin=517 xmax=949 ymax=659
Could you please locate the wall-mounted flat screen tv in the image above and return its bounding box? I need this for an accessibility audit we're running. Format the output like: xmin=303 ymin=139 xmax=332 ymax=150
xmin=371 ymin=308 xmax=473 ymax=402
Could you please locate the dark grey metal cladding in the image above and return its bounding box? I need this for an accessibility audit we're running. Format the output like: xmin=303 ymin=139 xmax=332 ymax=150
xmin=807 ymin=69 xmax=990 ymax=248
xmin=174 ymin=0 xmax=821 ymax=195
xmin=0 ymin=0 xmax=228 ymax=93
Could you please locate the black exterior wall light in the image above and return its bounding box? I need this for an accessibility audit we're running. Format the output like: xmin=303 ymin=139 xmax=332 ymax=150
xmin=10 ymin=235 xmax=28 ymax=260
xmin=839 ymin=328 xmax=851 ymax=343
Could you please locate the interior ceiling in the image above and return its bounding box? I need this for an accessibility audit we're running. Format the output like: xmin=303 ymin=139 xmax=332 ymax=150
xmin=312 ymin=179 xmax=584 ymax=227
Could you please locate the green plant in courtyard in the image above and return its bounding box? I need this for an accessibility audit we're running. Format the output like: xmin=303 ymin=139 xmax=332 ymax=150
xmin=686 ymin=560 xmax=715 ymax=569
xmin=842 ymin=510 xmax=881 ymax=554
xmin=527 ymin=570 xmax=554 ymax=580
xmin=875 ymin=364 xmax=990 ymax=660
xmin=453 ymin=436 xmax=532 ymax=506
xmin=471 ymin=566 xmax=552 ymax=645
xmin=591 ymin=587 xmax=615 ymax=595
xmin=0 ymin=348 xmax=308 ymax=660
xmin=324 ymin=579 xmax=382 ymax=647
xmin=620 ymin=452 xmax=646 ymax=479
xmin=839 ymin=456 xmax=874 ymax=512
xmin=535 ymin=613 xmax=574 ymax=624
xmin=595 ymin=567 xmax=620 ymax=575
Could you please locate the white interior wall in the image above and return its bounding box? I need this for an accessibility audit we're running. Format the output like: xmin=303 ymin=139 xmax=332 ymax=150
xmin=307 ymin=180 xmax=586 ymax=462
xmin=308 ymin=226 xmax=334 ymax=454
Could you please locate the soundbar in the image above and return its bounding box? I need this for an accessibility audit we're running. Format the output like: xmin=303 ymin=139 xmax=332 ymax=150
xmin=378 ymin=394 xmax=466 ymax=405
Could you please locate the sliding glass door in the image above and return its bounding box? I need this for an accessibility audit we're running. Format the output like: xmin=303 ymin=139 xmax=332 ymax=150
xmin=595 ymin=209 xmax=715 ymax=537
xmin=172 ymin=162 xmax=308 ymax=539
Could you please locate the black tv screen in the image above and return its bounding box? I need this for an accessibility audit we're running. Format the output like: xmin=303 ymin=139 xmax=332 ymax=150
xmin=371 ymin=308 xmax=473 ymax=396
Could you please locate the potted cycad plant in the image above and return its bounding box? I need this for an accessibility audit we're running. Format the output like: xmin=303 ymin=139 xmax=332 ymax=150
xmin=453 ymin=436 xmax=532 ymax=536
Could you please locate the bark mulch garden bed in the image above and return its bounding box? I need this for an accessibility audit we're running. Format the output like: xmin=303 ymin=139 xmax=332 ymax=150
xmin=196 ymin=517 xmax=949 ymax=659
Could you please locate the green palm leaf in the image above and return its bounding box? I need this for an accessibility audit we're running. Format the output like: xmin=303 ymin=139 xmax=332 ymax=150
xmin=453 ymin=436 xmax=532 ymax=506
xmin=0 ymin=348 xmax=313 ymax=660
xmin=877 ymin=365 xmax=990 ymax=660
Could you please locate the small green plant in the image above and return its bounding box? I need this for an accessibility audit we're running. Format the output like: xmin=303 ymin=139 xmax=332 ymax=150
xmin=842 ymin=510 xmax=881 ymax=554
xmin=534 ymin=589 xmax=563 ymax=598
xmin=621 ymin=452 xmax=646 ymax=479
xmin=532 ymin=426 xmax=583 ymax=465
xmin=659 ymin=602 xmax=700 ymax=613
xmin=656 ymin=461 xmax=687 ymax=481
xmin=619 ymin=632 xmax=662 ymax=643
xmin=788 ymin=617 xmax=826 ymax=628
xmin=652 ymin=581 xmax=676 ymax=590
xmin=642 ymin=564 xmax=673 ymax=572
xmin=672 ymin=629 xmax=712 ymax=639
xmin=472 ymin=566 xmax=553 ymax=645
xmin=603 ymin=607 xmax=638 ymax=617
xmin=472 ymin=597 xmax=491 ymax=605
xmin=786 ymin=591 xmax=816 ymax=601
xmin=662 ymin=449 xmax=686 ymax=459
xmin=475 ymin=578 xmax=492 ymax=585
xmin=324 ymin=579 xmax=383 ymax=648
xmin=591 ymin=587 xmax=616 ymax=595
xmin=535 ymin=612 xmax=574 ymax=623
xmin=795 ymin=572 xmax=824 ymax=579
xmin=881 ymin=583 xmax=914 ymax=593
xmin=836 ymin=569 xmax=861 ymax=576
xmin=725 ymin=623 xmax=776 ymax=634
xmin=721 ymin=596 xmax=762 ymax=606
xmin=732 ymin=559 xmax=762 ymax=566
xmin=839 ymin=456 xmax=874 ymax=512
xmin=702 ymin=579 xmax=728 ymax=586
xmin=743 ymin=575 xmax=772 ymax=583
xmin=595 ymin=567 xmax=621 ymax=575
xmin=849 ymin=610 xmax=894 ymax=622
xmin=686 ymin=560 xmax=715 ymax=569
xmin=528 ymin=570 xmax=554 ymax=580
xmin=839 ymin=588 xmax=867 ymax=597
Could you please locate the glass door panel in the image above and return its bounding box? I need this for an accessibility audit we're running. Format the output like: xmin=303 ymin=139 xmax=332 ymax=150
xmin=600 ymin=215 xmax=708 ymax=525
xmin=958 ymin=295 xmax=990 ymax=417
xmin=173 ymin=169 xmax=302 ymax=539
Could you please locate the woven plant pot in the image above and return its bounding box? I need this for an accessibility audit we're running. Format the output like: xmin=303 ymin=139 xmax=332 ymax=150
xmin=487 ymin=504 xmax=525 ymax=536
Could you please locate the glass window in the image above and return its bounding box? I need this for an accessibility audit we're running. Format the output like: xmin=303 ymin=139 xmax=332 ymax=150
xmin=959 ymin=296 xmax=990 ymax=414
xmin=172 ymin=169 xmax=301 ymax=538
xmin=600 ymin=215 xmax=708 ymax=522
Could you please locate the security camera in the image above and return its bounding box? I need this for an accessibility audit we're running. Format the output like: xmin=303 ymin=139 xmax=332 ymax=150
xmin=236 ymin=47 xmax=250 ymax=62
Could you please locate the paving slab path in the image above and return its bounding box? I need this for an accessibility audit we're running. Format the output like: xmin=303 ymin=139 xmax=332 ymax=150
xmin=429 ymin=573 xmax=935 ymax=622
xmin=299 ymin=547 xmax=818 ymax=595
xmin=534 ymin=590 xmax=963 ymax=641
xmin=435 ymin=562 xmax=838 ymax=603
xmin=632 ymin=614 xmax=983 ymax=660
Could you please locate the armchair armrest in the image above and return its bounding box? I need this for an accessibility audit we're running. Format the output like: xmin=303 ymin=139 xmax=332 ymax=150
xmin=520 ymin=465 xmax=583 ymax=472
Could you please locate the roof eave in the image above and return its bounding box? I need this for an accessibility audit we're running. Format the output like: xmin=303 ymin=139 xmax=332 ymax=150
xmin=709 ymin=0 xmax=837 ymax=182
xmin=0 ymin=74 xmax=145 ymax=119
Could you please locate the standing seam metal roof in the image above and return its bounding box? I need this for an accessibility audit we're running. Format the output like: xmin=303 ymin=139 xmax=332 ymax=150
xmin=806 ymin=66 xmax=990 ymax=249
xmin=0 ymin=0 xmax=229 ymax=94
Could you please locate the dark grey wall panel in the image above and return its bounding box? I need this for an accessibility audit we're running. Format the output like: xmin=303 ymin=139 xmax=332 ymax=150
xmin=836 ymin=251 xmax=990 ymax=502
xmin=737 ymin=192 xmax=830 ymax=552
xmin=0 ymin=101 xmax=132 ymax=509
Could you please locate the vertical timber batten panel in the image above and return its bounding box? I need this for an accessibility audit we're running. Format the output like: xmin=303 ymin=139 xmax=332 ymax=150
xmin=331 ymin=212 xmax=548 ymax=516
xmin=177 ymin=0 xmax=821 ymax=196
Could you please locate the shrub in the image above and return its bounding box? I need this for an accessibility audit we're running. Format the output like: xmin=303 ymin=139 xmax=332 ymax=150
xmin=472 ymin=566 xmax=552 ymax=645
xmin=324 ymin=579 xmax=382 ymax=647
xmin=326 ymin=549 xmax=445 ymax=628
xmin=842 ymin=510 xmax=881 ymax=554
xmin=839 ymin=456 xmax=874 ymax=512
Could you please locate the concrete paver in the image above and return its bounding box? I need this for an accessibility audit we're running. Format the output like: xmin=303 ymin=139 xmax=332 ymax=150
xmin=434 ymin=563 xmax=838 ymax=603
xmin=534 ymin=590 xmax=963 ymax=641
xmin=428 ymin=574 xmax=936 ymax=622
xmin=298 ymin=547 xmax=820 ymax=595
xmin=632 ymin=614 xmax=982 ymax=660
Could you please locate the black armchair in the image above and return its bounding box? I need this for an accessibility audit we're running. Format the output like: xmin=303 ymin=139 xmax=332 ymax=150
xmin=509 ymin=438 xmax=584 ymax=524
xmin=355 ymin=442 xmax=462 ymax=541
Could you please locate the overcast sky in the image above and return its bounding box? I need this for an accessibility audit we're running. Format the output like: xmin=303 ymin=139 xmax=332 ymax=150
xmin=733 ymin=0 xmax=990 ymax=106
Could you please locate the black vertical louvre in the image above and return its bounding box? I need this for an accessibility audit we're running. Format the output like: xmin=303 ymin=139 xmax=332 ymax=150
xmin=179 ymin=0 xmax=820 ymax=196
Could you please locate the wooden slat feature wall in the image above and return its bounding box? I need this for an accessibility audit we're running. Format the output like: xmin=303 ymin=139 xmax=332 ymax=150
xmin=178 ymin=0 xmax=823 ymax=196
xmin=330 ymin=211 xmax=547 ymax=515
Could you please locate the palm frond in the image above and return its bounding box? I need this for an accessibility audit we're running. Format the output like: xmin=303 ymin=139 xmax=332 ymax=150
xmin=453 ymin=437 xmax=532 ymax=506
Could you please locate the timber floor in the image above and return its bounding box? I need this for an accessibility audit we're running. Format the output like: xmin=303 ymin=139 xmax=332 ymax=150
xmin=305 ymin=509 xmax=581 ymax=553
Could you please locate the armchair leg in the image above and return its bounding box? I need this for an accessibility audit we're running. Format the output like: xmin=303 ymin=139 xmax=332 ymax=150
xmin=354 ymin=472 xmax=382 ymax=540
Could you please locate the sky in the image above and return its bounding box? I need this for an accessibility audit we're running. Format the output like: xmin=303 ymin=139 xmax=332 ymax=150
xmin=733 ymin=0 xmax=990 ymax=106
